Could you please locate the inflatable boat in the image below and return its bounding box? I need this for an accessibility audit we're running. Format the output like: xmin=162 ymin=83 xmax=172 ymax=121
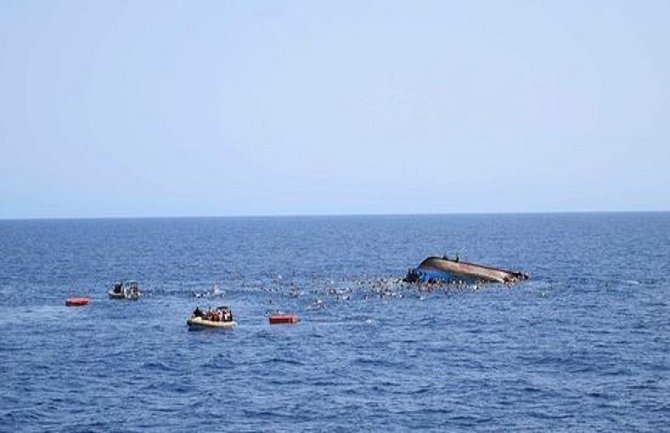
xmin=65 ymin=297 xmax=90 ymax=307
xmin=269 ymin=313 xmax=299 ymax=324
xmin=186 ymin=316 xmax=237 ymax=329
xmin=187 ymin=305 xmax=236 ymax=330
xmin=108 ymin=281 xmax=141 ymax=300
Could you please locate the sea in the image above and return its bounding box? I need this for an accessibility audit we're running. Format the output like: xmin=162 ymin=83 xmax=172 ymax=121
xmin=0 ymin=213 xmax=668 ymax=432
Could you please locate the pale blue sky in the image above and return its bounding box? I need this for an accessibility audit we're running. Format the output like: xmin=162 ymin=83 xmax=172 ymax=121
xmin=1 ymin=1 xmax=668 ymax=218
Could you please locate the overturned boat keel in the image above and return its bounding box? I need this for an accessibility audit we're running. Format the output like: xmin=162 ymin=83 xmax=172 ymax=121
xmin=405 ymin=256 xmax=528 ymax=284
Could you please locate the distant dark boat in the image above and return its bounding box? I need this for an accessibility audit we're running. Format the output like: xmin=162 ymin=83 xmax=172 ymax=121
xmin=405 ymin=256 xmax=528 ymax=284
xmin=108 ymin=281 xmax=141 ymax=300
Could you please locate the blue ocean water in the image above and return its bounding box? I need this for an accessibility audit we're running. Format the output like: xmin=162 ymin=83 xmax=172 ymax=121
xmin=0 ymin=213 xmax=669 ymax=432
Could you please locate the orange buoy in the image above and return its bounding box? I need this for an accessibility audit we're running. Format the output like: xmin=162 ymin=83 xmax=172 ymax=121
xmin=269 ymin=313 xmax=299 ymax=325
xmin=65 ymin=297 xmax=90 ymax=307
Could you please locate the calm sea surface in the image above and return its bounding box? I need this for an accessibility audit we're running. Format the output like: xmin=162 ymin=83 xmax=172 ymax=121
xmin=1 ymin=213 xmax=669 ymax=432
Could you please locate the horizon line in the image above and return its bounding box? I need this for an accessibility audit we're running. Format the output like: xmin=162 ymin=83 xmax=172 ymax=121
xmin=1 ymin=209 xmax=668 ymax=222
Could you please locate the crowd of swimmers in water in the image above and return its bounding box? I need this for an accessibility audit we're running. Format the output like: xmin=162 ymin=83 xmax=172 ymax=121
xmin=182 ymin=252 xmax=517 ymax=318
xmin=98 ymin=257 xmax=507 ymax=326
xmin=252 ymin=274 xmax=484 ymax=312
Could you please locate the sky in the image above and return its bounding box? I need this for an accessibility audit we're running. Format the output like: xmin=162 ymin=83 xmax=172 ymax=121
xmin=1 ymin=0 xmax=669 ymax=218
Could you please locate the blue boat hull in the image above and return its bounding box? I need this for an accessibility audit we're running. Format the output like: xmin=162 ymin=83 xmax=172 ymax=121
xmin=411 ymin=268 xmax=481 ymax=284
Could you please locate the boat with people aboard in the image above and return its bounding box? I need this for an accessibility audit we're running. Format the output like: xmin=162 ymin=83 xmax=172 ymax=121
xmin=404 ymin=255 xmax=528 ymax=284
xmin=187 ymin=305 xmax=236 ymax=329
xmin=108 ymin=281 xmax=141 ymax=300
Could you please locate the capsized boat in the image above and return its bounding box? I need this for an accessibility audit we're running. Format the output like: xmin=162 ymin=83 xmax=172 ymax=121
xmin=404 ymin=256 xmax=528 ymax=284
xmin=108 ymin=281 xmax=141 ymax=300
xmin=187 ymin=305 xmax=236 ymax=330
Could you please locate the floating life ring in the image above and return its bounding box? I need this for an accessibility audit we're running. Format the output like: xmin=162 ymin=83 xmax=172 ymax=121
xmin=269 ymin=314 xmax=299 ymax=325
xmin=65 ymin=297 xmax=90 ymax=307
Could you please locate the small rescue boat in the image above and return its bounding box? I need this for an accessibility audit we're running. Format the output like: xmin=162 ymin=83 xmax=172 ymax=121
xmin=269 ymin=314 xmax=299 ymax=324
xmin=187 ymin=305 xmax=236 ymax=330
xmin=65 ymin=297 xmax=90 ymax=307
xmin=186 ymin=316 xmax=237 ymax=329
xmin=108 ymin=281 xmax=141 ymax=300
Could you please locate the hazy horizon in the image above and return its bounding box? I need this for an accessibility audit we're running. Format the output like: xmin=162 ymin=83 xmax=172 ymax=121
xmin=2 ymin=209 xmax=668 ymax=222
